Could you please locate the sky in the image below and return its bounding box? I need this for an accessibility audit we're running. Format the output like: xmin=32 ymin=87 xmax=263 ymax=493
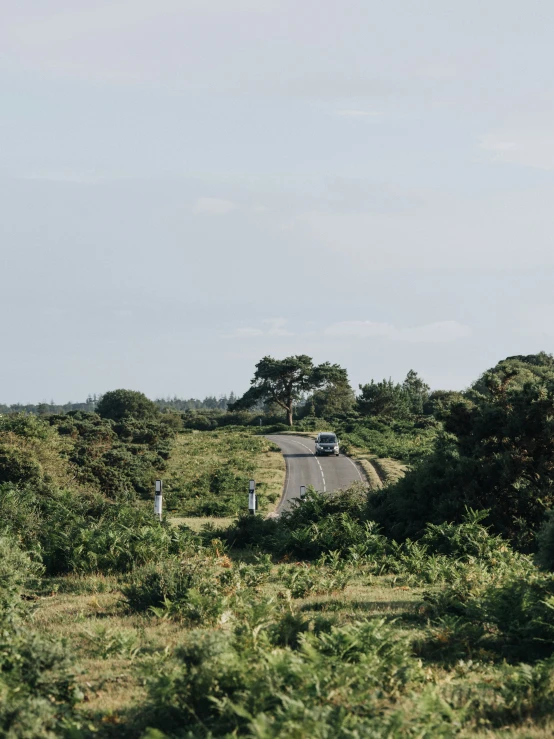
xmin=2 ymin=0 xmax=554 ymax=403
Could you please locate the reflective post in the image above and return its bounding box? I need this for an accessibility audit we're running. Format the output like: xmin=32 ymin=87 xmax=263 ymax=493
xmin=155 ymin=479 xmax=163 ymax=521
xmin=248 ymin=479 xmax=257 ymax=515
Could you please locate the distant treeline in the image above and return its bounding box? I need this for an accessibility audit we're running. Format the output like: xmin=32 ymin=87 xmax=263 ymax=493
xmin=0 ymin=393 xmax=236 ymax=415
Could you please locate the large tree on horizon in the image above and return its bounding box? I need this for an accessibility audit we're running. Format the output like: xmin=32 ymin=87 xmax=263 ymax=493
xmin=229 ymin=355 xmax=349 ymax=426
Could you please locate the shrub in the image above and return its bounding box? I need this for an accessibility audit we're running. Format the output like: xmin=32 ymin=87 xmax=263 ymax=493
xmin=537 ymin=509 xmax=554 ymax=570
xmin=0 ymin=445 xmax=42 ymax=486
xmin=0 ymin=535 xmax=43 ymax=618
xmin=422 ymin=573 xmax=554 ymax=663
xmin=0 ymin=625 xmax=83 ymax=737
xmin=96 ymin=389 xmax=159 ymax=422
xmin=370 ymin=359 xmax=554 ymax=549
xmin=140 ymin=618 xmax=420 ymax=737
xmin=123 ymin=556 xmax=226 ymax=625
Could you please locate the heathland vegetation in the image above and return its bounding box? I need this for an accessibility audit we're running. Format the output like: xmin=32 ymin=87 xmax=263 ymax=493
xmin=3 ymin=355 xmax=554 ymax=736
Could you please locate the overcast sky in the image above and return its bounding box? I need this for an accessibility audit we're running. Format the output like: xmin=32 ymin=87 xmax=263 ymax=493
xmin=2 ymin=0 xmax=554 ymax=403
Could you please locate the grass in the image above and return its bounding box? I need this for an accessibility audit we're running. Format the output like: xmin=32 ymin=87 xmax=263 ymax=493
xmin=164 ymin=428 xmax=286 ymax=517
xmin=29 ymin=561 xmax=554 ymax=737
xmin=33 ymin=568 xmax=425 ymax=727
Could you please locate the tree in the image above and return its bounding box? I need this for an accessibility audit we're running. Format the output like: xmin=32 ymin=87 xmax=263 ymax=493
xmin=229 ymin=355 xmax=349 ymax=426
xmin=311 ymin=379 xmax=356 ymax=418
xmin=357 ymin=379 xmax=411 ymax=419
xmin=402 ymin=370 xmax=430 ymax=415
xmin=370 ymin=354 xmax=554 ymax=550
xmin=96 ymin=389 xmax=158 ymax=422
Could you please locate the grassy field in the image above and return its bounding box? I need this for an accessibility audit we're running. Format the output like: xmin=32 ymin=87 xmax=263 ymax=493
xmin=33 ymin=570 xmax=425 ymax=727
xmin=164 ymin=428 xmax=286 ymax=518
xmin=27 ymin=550 xmax=554 ymax=738
xmin=4 ymin=412 xmax=554 ymax=737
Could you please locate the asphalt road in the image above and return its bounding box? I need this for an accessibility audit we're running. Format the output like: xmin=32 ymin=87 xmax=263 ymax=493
xmin=267 ymin=434 xmax=366 ymax=514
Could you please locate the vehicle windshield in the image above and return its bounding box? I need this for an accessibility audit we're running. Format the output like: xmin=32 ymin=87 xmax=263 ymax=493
xmin=319 ymin=434 xmax=336 ymax=443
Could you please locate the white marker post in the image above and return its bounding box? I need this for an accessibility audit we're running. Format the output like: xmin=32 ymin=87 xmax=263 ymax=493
xmin=154 ymin=479 xmax=163 ymax=521
xmin=300 ymin=485 xmax=306 ymax=500
xmin=248 ymin=479 xmax=257 ymax=515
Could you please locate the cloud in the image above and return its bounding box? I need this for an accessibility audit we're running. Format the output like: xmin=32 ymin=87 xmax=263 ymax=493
xmin=192 ymin=197 xmax=239 ymax=215
xmin=333 ymin=109 xmax=383 ymax=119
xmin=223 ymin=317 xmax=294 ymax=339
xmin=226 ymin=327 xmax=264 ymax=338
xmin=478 ymin=132 xmax=554 ymax=171
xmin=262 ymin=318 xmax=294 ymax=336
xmin=325 ymin=320 xmax=470 ymax=343
xmin=20 ymin=170 xmax=107 ymax=184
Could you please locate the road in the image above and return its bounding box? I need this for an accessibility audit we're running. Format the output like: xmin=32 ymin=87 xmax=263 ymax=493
xmin=267 ymin=434 xmax=366 ymax=514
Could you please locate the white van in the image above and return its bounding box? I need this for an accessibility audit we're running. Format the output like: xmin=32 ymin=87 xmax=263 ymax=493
xmin=315 ymin=433 xmax=339 ymax=456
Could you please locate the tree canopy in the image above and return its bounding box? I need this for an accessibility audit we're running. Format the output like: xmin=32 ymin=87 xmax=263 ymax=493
xmin=370 ymin=353 xmax=554 ymax=549
xmin=229 ymin=355 xmax=349 ymax=425
xmin=96 ymin=389 xmax=158 ymax=422
xmin=357 ymin=370 xmax=429 ymax=419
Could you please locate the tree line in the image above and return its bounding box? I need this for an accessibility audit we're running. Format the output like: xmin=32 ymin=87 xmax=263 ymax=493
xmin=0 ymin=393 xmax=237 ymax=416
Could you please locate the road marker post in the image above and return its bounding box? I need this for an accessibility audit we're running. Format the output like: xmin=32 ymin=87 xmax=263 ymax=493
xmin=300 ymin=485 xmax=306 ymax=500
xmin=154 ymin=479 xmax=163 ymax=521
xmin=248 ymin=479 xmax=257 ymax=515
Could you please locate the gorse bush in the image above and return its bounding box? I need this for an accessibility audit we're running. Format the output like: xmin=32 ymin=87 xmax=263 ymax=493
xmin=0 ymin=445 xmax=43 ymax=486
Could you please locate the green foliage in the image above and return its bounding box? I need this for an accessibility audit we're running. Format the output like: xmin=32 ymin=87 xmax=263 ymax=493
xmin=141 ymin=617 xmax=420 ymax=737
xmin=0 ymin=479 xmax=199 ymax=575
xmin=0 ymin=627 xmax=83 ymax=738
xmin=422 ymin=572 xmax=554 ymax=663
xmin=357 ymin=370 xmax=429 ymax=420
xmin=0 ymin=445 xmax=43 ymax=486
xmin=357 ymin=378 xmax=412 ymax=419
xmin=279 ymin=557 xmax=350 ymax=598
xmin=0 ymin=540 xmax=83 ymax=736
xmin=49 ymin=411 xmax=174 ymax=499
xmin=96 ymin=388 xmax=159 ymax=422
xmin=80 ymin=625 xmax=141 ymax=660
xmin=0 ymin=414 xmax=51 ymax=440
xmin=0 ymin=535 xmax=43 ymax=618
xmin=310 ymin=379 xmax=356 ymax=419
xmin=370 ymin=354 xmax=554 ymax=548
xmin=340 ymin=416 xmax=439 ymax=463
xmin=230 ymin=355 xmax=350 ymax=425
xmin=537 ymin=509 xmax=554 ymax=570
xmin=165 ymin=429 xmax=280 ymax=516
xmin=123 ymin=556 xmax=228 ymax=625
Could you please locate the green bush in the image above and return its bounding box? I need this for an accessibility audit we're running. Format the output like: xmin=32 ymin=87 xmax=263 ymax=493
xmin=123 ymin=556 xmax=227 ymax=625
xmin=370 ymin=356 xmax=554 ymax=549
xmin=0 ymin=446 xmax=42 ymax=487
xmin=140 ymin=618 xmax=420 ymax=737
xmin=537 ymin=509 xmax=554 ymax=570
xmin=422 ymin=573 xmax=554 ymax=662
xmin=0 ymin=625 xmax=83 ymax=737
xmin=96 ymin=389 xmax=159 ymax=422
xmin=0 ymin=535 xmax=43 ymax=618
